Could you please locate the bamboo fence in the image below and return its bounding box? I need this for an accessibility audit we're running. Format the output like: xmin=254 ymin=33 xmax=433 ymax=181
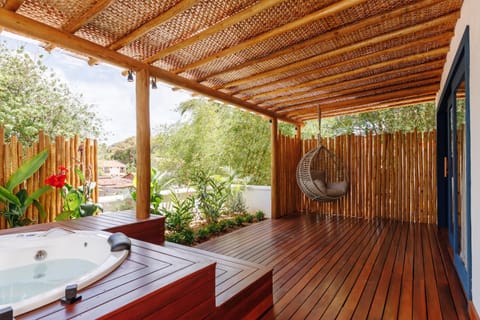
xmin=0 ymin=127 xmax=98 ymax=229
xmin=278 ymin=129 xmax=441 ymax=224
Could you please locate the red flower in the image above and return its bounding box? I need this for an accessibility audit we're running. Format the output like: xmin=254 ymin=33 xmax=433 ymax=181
xmin=58 ymin=166 xmax=68 ymax=173
xmin=45 ymin=174 xmax=67 ymax=188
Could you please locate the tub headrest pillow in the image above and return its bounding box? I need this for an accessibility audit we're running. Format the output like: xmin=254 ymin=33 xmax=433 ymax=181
xmin=108 ymin=232 xmax=132 ymax=252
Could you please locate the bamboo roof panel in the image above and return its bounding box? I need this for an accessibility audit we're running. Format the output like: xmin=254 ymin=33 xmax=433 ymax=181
xmin=0 ymin=0 xmax=463 ymax=122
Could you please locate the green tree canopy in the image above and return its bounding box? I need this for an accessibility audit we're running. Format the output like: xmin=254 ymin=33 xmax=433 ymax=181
xmin=0 ymin=42 xmax=104 ymax=145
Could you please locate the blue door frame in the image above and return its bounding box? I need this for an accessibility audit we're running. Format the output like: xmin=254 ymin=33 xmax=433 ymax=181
xmin=436 ymin=26 xmax=471 ymax=299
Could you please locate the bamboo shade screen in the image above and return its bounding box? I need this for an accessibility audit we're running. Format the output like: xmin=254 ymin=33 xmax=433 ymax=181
xmin=278 ymin=129 xmax=443 ymax=224
xmin=0 ymin=127 xmax=98 ymax=229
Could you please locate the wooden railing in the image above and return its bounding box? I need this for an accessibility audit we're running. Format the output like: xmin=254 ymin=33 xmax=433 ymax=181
xmin=278 ymin=130 xmax=439 ymax=224
xmin=0 ymin=128 xmax=97 ymax=229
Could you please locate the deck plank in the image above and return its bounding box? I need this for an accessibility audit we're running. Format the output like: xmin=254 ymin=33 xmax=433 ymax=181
xmin=196 ymin=213 xmax=469 ymax=320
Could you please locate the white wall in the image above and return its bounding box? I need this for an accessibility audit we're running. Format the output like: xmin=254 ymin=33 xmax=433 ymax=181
xmin=243 ymin=186 xmax=271 ymax=218
xmin=437 ymin=0 xmax=480 ymax=310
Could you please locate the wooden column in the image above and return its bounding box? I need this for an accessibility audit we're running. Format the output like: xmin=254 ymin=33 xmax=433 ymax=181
xmin=271 ymin=118 xmax=279 ymax=219
xmin=135 ymin=68 xmax=151 ymax=219
xmin=296 ymin=125 xmax=302 ymax=214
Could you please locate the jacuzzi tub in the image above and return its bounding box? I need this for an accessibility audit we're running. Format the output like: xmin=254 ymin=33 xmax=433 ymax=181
xmin=0 ymin=228 xmax=130 ymax=316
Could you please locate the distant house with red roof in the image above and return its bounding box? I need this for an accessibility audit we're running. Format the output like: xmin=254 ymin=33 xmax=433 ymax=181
xmin=99 ymin=160 xmax=127 ymax=177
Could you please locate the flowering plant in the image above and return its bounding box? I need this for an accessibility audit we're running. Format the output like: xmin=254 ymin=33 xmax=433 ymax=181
xmin=46 ymin=165 xmax=103 ymax=220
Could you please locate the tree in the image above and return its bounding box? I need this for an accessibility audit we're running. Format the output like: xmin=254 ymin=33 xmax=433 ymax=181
xmin=152 ymin=99 xmax=273 ymax=185
xmin=0 ymin=43 xmax=104 ymax=145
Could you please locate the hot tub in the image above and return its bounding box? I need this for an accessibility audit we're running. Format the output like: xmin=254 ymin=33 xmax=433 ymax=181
xmin=0 ymin=228 xmax=130 ymax=317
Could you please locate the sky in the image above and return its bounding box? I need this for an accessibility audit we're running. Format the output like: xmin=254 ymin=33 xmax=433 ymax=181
xmin=0 ymin=31 xmax=192 ymax=145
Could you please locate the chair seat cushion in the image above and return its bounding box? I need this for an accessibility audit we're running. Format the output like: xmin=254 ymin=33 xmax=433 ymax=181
xmin=326 ymin=181 xmax=348 ymax=197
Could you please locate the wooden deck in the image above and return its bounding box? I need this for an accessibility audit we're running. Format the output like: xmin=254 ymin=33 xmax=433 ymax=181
xmin=196 ymin=214 xmax=470 ymax=319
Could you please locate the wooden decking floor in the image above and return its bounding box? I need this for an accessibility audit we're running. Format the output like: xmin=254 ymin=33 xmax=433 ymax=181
xmin=196 ymin=214 xmax=469 ymax=319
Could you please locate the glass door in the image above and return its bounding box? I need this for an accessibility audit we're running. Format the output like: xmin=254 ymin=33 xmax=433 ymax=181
xmin=447 ymin=79 xmax=470 ymax=296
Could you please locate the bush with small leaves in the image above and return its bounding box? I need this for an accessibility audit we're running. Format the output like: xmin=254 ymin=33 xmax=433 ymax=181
xmin=243 ymin=214 xmax=254 ymax=223
xmin=195 ymin=227 xmax=210 ymax=241
xmin=234 ymin=215 xmax=244 ymax=226
xmin=166 ymin=229 xmax=194 ymax=246
xmin=255 ymin=210 xmax=265 ymax=221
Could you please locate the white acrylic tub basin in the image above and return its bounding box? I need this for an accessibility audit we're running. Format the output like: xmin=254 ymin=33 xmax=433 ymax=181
xmin=0 ymin=228 xmax=130 ymax=316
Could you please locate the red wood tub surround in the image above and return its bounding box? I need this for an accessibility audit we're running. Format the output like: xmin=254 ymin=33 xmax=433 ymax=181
xmin=0 ymin=211 xmax=274 ymax=319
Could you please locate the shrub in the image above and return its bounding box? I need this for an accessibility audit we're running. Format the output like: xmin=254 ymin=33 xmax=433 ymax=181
xmin=160 ymin=193 xmax=194 ymax=233
xmin=195 ymin=227 xmax=210 ymax=240
xmin=190 ymin=170 xmax=229 ymax=224
xmin=225 ymin=191 xmax=247 ymax=214
xmin=206 ymin=222 xmax=220 ymax=234
xmin=217 ymin=220 xmax=228 ymax=232
xmin=166 ymin=229 xmax=194 ymax=246
xmin=255 ymin=210 xmax=265 ymax=221
xmin=234 ymin=215 xmax=244 ymax=226
xmin=243 ymin=214 xmax=254 ymax=223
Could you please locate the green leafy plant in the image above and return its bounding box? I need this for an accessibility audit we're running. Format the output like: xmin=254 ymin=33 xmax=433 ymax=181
xmin=131 ymin=168 xmax=173 ymax=215
xmin=195 ymin=227 xmax=210 ymax=241
xmin=255 ymin=210 xmax=265 ymax=221
xmin=190 ymin=170 xmax=229 ymax=224
xmin=243 ymin=214 xmax=254 ymax=223
xmin=234 ymin=215 xmax=244 ymax=226
xmin=47 ymin=166 xmax=103 ymax=220
xmin=166 ymin=229 xmax=194 ymax=245
xmin=160 ymin=192 xmax=194 ymax=233
xmin=0 ymin=150 xmax=51 ymax=227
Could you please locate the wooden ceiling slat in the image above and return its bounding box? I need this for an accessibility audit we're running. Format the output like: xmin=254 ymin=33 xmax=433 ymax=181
xmin=200 ymin=0 xmax=447 ymax=83
xmin=172 ymin=0 xmax=368 ymax=74
xmin=108 ymin=0 xmax=198 ymax=51
xmin=142 ymin=0 xmax=285 ymax=64
xmin=251 ymin=47 xmax=449 ymax=101
xmin=236 ymin=32 xmax=452 ymax=97
xmin=297 ymin=95 xmax=437 ymax=119
xmin=299 ymin=95 xmax=437 ymax=119
xmin=277 ymin=78 xmax=441 ymax=113
xmin=269 ymin=70 xmax=443 ymax=111
xmin=0 ymin=8 xmax=299 ymax=126
xmin=286 ymin=84 xmax=439 ymax=118
xmin=263 ymin=60 xmax=445 ymax=105
xmin=225 ymin=12 xmax=458 ymax=90
xmin=63 ymin=0 xmax=115 ymax=33
xmin=3 ymin=0 xmax=23 ymax=11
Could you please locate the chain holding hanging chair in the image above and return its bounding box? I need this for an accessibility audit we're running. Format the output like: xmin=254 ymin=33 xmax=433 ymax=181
xmin=296 ymin=107 xmax=349 ymax=202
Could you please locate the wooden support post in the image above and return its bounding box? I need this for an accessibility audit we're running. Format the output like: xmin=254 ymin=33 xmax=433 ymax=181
xmin=135 ymin=68 xmax=151 ymax=219
xmin=296 ymin=125 xmax=302 ymax=214
xmin=271 ymin=118 xmax=279 ymax=219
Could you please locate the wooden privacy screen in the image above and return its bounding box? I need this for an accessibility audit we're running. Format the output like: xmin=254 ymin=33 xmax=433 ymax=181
xmin=278 ymin=130 xmax=439 ymax=224
xmin=0 ymin=127 xmax=98 ymax=229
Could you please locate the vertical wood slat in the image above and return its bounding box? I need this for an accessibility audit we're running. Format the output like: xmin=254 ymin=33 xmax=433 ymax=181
xmin=0 ymin=127 xmax=98 ymax=229
xmin=281 ymin=129 xmax=439 ymax=224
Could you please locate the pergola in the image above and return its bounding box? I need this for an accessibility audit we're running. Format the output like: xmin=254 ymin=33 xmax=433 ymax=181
xmin=0 ymin=0 xmax=462 ymax=219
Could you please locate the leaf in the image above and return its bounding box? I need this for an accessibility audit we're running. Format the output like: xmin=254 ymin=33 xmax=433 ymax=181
xmin=0 ymin=186 xmax=21 ymax=206
xmin=55 ymin=211 xmax=73 ymax=221
xmin=32 ymin=200 xmax=46 ymax=223
xmin=24 ymin=185 xmax=52 ymax=207
xmin=74 ymin=168 xmax=85 ymax=184
xmin=6 ymin=149 xmax=48 ymax=191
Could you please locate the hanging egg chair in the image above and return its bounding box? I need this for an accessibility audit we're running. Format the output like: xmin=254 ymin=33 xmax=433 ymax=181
xmin=296 ymin=108 xmax=349 ymax=202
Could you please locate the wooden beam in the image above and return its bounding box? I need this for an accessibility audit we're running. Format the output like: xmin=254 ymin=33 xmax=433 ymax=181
xmin=225 ymin=13 xmax=458 ymax=90
xmin=271 ymin=72 xmax=442 ymax=111
xmin=135 ymin=68 xmax=151 ymax=219
xmin=172 ymin=0 xmax=368 ymax=73
xmin=3 ymin=0 xmax=24 ymax=11
xmin=239 ymin=33 xmax=451 ymax=98
xmin=143 ymin=0 xmax=284 ymax=64
xmin=271 ymin=118 xmax=279 ymax=219
xmin=108 ymin=0 xmax=198 ymax=51
xmin=285 ymin=85 xmax=439 ymax=118
xmin=0 ymin=8 xmax=300 ymax=126
xmin=251 ymin=47 xmax=449 ymax=100
xmin=199 ymin=0 xmax=448 ymax=82
xmin=63 ymin=0 xmax=115 ymax=33
xmin=263 ymin=60 xmax=445 ymax=106
xmin=277 ymin=78 xmax=440 ymax=113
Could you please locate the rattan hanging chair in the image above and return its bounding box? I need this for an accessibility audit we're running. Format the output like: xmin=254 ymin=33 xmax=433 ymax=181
xmin=296 ymin=108 xmax=349 ymax=202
